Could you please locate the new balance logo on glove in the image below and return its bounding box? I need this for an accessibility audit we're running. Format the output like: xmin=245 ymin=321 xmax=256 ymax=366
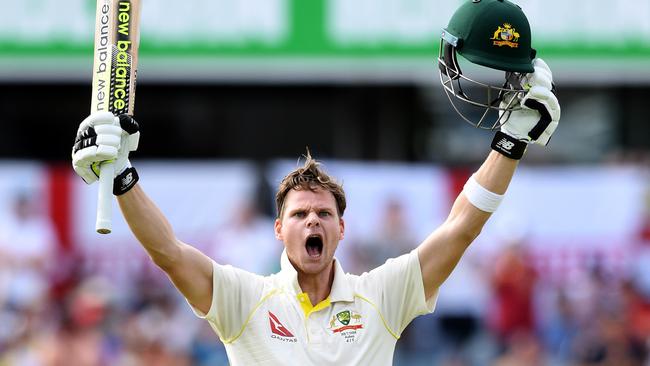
xmin=122 ymin=172 xmax=134 ymax=186
xmin=491 ymin=131 xmax=527 ymax=160
xmin=495 ymin=138 xmax=515 ymax=151
xmin=113 ymin=167 xmax=139 ymax=196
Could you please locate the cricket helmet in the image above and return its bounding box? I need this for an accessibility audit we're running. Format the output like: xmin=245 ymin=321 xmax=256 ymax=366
xmin=438 ymin=0 xmax=537 ymax=129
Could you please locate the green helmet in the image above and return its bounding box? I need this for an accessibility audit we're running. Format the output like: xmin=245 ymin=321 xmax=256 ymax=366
xmin=438 ymin=0 xmax=537 ymax=129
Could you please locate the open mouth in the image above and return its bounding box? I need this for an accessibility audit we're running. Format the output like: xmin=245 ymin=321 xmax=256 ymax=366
xmin=305 ymin=234 xmax=323 ymax=258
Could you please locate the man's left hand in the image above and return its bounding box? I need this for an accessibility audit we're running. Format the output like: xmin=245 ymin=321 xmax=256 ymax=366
xmin=500 ymin=58 xmax=561 ymax=146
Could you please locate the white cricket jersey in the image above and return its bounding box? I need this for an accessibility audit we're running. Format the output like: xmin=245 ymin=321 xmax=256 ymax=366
xmin=190 ymin=249 xmax=438 ymax=365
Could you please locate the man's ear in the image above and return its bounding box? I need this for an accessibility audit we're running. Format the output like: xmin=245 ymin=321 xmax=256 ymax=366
xmin=274 ymin=218 xmax=283 ymax=241
xmin=339 ymin=218 xmax=345 ymax=241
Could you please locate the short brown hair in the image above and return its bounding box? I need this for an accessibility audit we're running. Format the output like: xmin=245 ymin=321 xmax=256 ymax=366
xmin=275 ymin=152 xmax=346 ymax=219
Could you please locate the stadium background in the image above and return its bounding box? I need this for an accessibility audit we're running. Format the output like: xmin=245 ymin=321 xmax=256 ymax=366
xmin=1 ymin=0 xmax=650 ymax=365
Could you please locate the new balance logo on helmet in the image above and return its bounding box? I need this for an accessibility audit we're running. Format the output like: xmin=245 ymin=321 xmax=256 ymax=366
xmin=495 ymin=138 xmax=515 ymax=151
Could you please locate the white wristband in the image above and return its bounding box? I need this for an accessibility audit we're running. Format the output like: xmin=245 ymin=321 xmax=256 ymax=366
xmin=463 ymin=174 xmax=504 ymax=213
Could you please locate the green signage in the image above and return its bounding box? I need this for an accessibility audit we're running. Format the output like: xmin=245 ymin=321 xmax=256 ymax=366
xmin=1 ymin=0 xmax=648 ymax=79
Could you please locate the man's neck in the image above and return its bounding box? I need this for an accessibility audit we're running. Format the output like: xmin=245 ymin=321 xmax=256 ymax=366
xmin=297 ymin=261 xmax=335 ymax=306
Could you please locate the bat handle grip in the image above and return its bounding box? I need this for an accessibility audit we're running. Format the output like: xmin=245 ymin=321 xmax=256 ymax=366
xmin=96 ymin=162 xmax=115 ymax=234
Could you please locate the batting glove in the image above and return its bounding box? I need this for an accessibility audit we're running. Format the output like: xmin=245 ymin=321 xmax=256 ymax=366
xmin=491 ymin=58 xmax=561 ymax=159
xmin=72 ymin=112 xmax=140 ymax=195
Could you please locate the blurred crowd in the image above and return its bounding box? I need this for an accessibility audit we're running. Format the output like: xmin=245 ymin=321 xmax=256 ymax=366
xmin=1 ymin=191 xmax=650 ymax=366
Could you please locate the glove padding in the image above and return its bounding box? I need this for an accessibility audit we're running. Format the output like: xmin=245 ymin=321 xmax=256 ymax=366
xmin=500 ymin=58 xmax=561 ymax=146
xmin=72 ymin=112 xmax=140 ymax=185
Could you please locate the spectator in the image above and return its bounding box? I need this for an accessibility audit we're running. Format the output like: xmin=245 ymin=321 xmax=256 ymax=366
xmin=0 ymin=192 xmax=58 ymax=309
xmin=488 ymin=241 xmax=538 ymax=348
xmin=352 ymin=197 xmax=417 ymax=271
xmin=492 ymin=330 xmax=545 ymax=366
xmin=209 ymin=199 xmax=279 ymax=275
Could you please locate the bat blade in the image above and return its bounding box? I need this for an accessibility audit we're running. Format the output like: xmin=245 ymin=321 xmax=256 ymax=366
xmin=91 ymin=0 xmax=141 ymax=234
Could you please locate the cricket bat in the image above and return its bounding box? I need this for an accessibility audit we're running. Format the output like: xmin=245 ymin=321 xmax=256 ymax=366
xmin=91 ymin=0 xmax=142 ymax=234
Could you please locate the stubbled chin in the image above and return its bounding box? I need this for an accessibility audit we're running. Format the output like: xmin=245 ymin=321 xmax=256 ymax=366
xmin=297 ymin=252 xmax=330 ymax=273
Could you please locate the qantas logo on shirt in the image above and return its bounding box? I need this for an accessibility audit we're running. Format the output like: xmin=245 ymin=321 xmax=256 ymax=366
xmin=269 ymin=311 xmax=297 ymax=342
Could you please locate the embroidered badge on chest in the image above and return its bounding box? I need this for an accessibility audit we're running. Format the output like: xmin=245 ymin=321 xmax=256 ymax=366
xmin=329 ymin=310 xmax=364 ymax=343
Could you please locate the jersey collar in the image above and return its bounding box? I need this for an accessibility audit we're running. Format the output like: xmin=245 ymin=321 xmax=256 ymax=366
xmin=279 ymin=249 xmax=354 ymax=303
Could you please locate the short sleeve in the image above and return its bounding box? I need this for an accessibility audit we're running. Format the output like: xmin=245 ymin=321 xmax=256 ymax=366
xmin=188 ymin=260 xmax=265 ymax=341
xmin=362 ymin=249 xmax=438 ymax=336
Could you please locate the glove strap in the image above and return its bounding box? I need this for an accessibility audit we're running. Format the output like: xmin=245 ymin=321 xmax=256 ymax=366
xmin=113 ymin=167 xmax=139 ymax=195
xmin=491 ymin=131 xmax=527 ymax=160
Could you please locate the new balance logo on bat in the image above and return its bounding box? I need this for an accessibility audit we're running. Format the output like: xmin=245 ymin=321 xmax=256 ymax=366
xmin=269 ymin=311 xmax=297 ymax=342
xmin=495 ymin=138 xmax=515 ymax=151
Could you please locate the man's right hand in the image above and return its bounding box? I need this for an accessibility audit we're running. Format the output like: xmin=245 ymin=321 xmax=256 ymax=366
xmin=72 ymin=112 xmax=141 ymax=195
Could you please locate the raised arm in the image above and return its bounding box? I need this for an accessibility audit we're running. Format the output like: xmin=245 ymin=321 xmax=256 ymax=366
xmin=418 ymin=59 xmax=561 ymax=299
xmin=418 ymin=152 xmax=516 ymax=299
xmin=72 ymin=113 xmax=213 ymax=314
xmin=118 ymin=184 xmax=213 ymax=313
